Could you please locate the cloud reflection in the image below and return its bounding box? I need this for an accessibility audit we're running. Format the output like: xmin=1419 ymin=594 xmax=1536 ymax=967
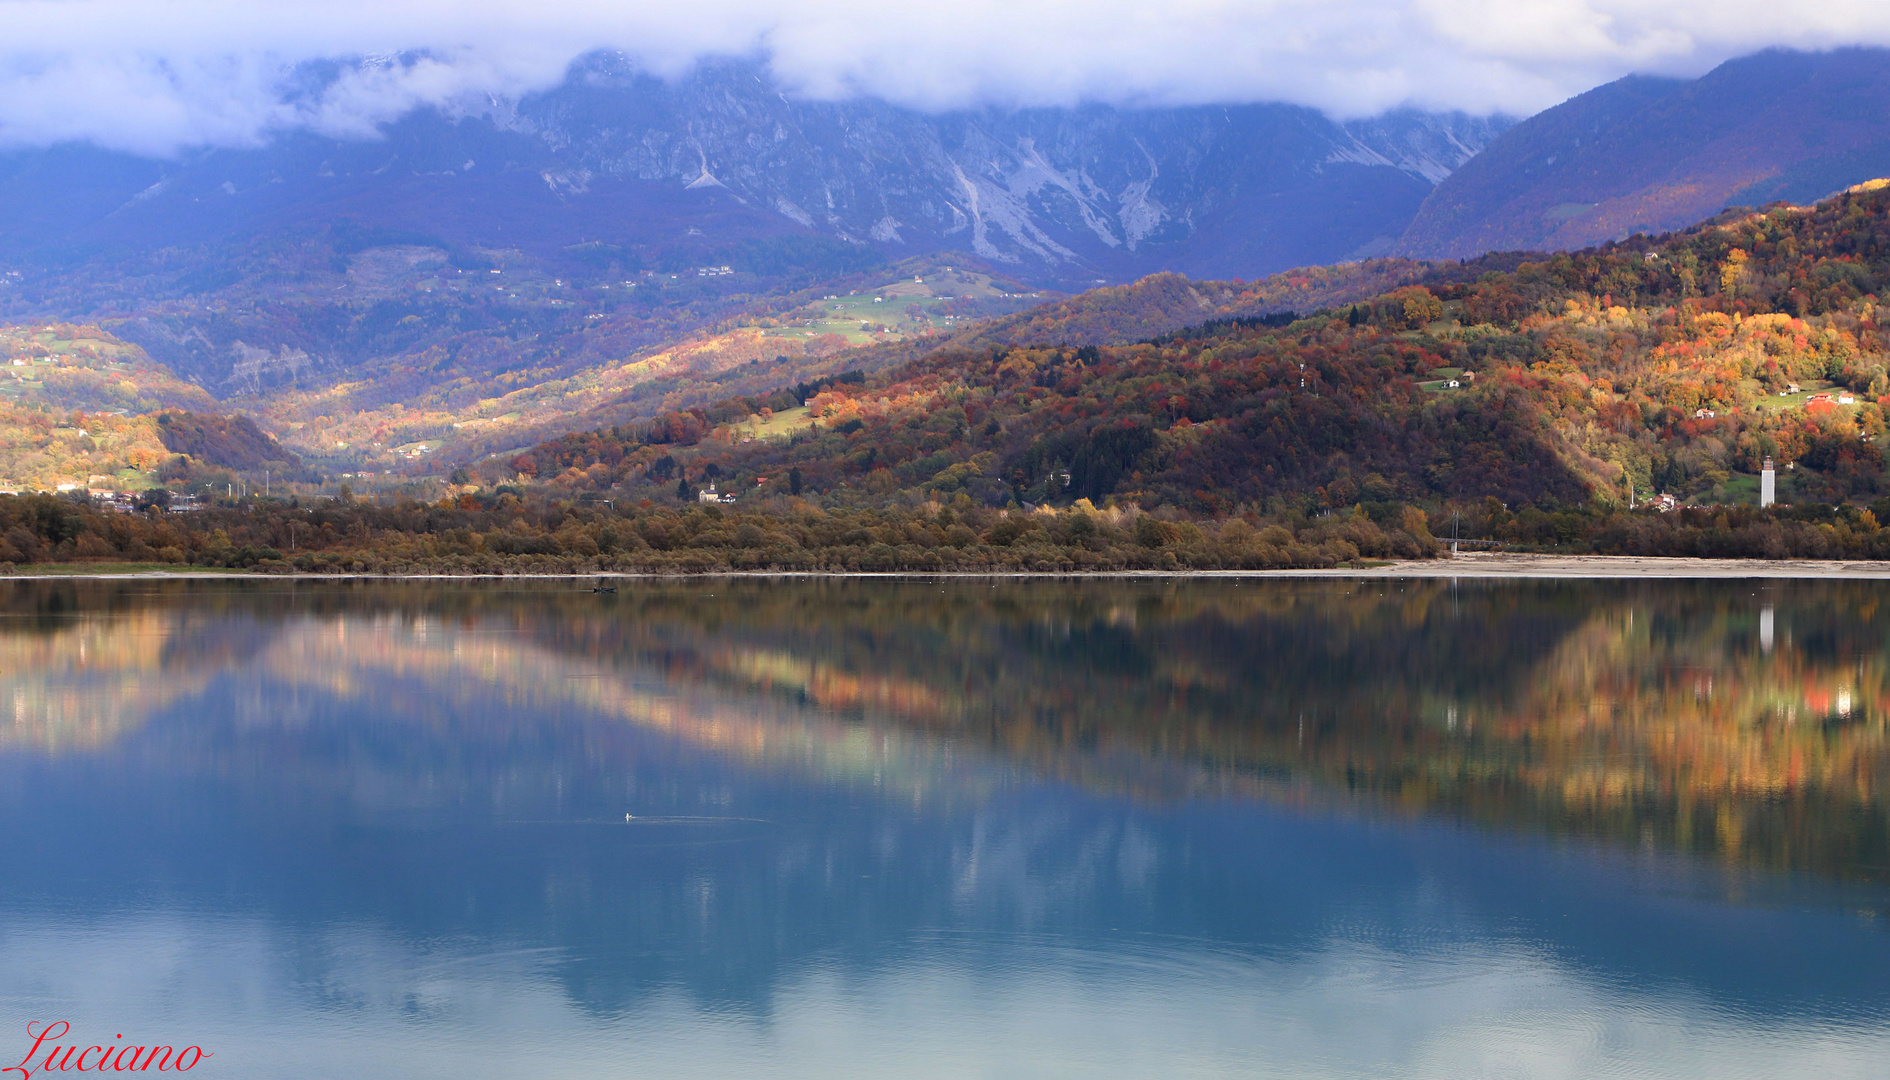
xmin=2 ymin=913 xmax=1886 ymax=1079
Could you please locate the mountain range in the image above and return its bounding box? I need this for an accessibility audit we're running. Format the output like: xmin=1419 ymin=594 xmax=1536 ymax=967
xmin=10 ymin=46 xmax=1890 ymax=492
xmin=9 ymin=47 xmax=1890 ymax=306
xmin=0 ymin=54 xmax=1502 ymax=292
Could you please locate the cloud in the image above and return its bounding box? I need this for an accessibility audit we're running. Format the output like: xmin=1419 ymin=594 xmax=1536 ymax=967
xmin=3 ymin=0 xmax=1890 ymax=156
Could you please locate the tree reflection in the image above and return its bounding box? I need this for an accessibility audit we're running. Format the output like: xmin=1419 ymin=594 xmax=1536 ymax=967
xmin=2 ymin=577 xmax=1886 ymax=884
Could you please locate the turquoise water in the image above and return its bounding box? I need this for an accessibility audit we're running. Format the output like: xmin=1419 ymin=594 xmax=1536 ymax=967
xmin=0 ymin=578 xmax=1886 ymax=1078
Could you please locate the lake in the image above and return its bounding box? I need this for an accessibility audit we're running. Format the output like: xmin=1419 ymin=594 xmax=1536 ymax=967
xmin=0 ymin=577 xmax=1886 ymax=1078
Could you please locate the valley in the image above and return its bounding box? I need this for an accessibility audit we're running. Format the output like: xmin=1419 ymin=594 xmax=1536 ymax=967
xmin=11 ymin=47 xmax=1890 ymax=557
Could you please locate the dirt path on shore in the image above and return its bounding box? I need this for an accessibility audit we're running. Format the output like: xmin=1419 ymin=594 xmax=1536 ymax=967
xmin=1304 ymin=553 xmax=1890 ymax=578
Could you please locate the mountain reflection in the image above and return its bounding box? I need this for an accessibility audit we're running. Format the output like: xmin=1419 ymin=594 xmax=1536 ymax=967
xmin=3 ymin=575 xmax=1889 ymax=1052
xmin=2 ymin=576 xmax=1887 ymax=890
xmin=0 ymin=605 xmax=256 ymax=752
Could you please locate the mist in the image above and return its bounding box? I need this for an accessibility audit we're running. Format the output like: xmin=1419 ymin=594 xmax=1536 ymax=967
xmin=3 ymin=0 xmax=1889 ymax=155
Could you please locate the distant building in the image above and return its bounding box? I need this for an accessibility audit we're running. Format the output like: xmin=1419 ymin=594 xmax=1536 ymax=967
xmin=1694 ymin=408 xmax=1716 ymax=419
xmin=89 ymin=490 xmax=136 ymax=513
xmin=1761 ymin=458 xmax=1776 ymax=508
xmin=1838 ymin=392 xmax=1856 ymax=404
xmin=1652 ymin=493 xmax=1679 ymax=512
xmin=697 ymin=483 xmax=736 ymax=505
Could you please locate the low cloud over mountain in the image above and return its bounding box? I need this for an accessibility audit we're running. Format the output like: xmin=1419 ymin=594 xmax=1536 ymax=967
xmin=4 ymin=0 xmax=1890 ymax=156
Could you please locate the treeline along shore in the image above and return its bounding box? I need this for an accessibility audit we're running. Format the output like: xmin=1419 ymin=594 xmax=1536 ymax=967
xmin=0 ymin=491 xmax=1435 ymax=573
xmin=7 ymin=489 xmax=1890 ymax=575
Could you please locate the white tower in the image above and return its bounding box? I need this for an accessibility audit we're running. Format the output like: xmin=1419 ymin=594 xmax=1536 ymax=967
xmin=1760 ymin=457 xmax=1776 ymax=508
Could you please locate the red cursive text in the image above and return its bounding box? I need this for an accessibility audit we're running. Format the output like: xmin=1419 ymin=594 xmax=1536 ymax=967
xmin=5 ymin=1023 xmax=209 ymax=1078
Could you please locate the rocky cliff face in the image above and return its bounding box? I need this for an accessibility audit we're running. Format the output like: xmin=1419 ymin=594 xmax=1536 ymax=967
xmin=493 ymin=56 xmax=1506 ymax=281
xmin=0 ymin=56 xmax=1505 ymax=290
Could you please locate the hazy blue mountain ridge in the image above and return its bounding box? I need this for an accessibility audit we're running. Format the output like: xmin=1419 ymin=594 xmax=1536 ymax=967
xmin=1399 ymin=47 xmax=1890 ymax=258
xmin=0 ymin=55 xmax=1506 ymax=292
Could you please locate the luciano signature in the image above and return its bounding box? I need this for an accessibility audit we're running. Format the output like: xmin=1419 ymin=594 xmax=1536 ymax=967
xmin=5 ymin=1022 xmax=210 ymax=1077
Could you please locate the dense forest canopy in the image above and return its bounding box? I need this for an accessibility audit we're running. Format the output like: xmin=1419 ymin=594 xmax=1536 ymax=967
xmin=507 ymin=182 xmax=1890 ymax=520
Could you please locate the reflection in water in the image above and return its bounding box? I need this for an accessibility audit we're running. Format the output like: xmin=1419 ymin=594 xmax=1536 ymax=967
xmin=0 ymin=578 xmax=1887 ymax=1078
xmin=6 ymin=912 xmax=1886 ymax=1080
xmin=0 ymin=610 xmax=232 ymax=751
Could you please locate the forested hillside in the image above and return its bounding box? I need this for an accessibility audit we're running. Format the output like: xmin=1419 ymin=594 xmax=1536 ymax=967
xmin=512 ymin=180 xmax=1890 ymax=521
xmin=0 ymin=251 xmax=1429 ymax=494
xmin=154 ymin=412 xmax=308 ymax=478
xmin=13 ymin=178 xmax=1890 ymax=572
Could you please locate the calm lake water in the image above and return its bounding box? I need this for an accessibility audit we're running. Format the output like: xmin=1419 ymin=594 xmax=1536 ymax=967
xmin=0 ymin=577 xmax=1887 ymax=1078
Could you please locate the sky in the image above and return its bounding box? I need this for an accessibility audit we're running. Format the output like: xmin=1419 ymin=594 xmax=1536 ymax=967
xmin=3 ymin=0 xmax=1890 ymax=156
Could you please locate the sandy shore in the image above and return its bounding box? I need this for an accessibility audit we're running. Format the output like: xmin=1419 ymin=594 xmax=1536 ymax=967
xmin=1291 ymin=553 xmax=1890 ymax=578
xmin=10 ymin=553 xmax=1890 ymax=580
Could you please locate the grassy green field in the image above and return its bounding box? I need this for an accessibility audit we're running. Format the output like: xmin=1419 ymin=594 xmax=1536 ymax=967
xmin=763 ymin=268 xmax=1040 ymax=345
xmin=1709 ymin=473 xmax=1762 ymax=505
xmin=1417 ymin=367 xmax=1465 ymax=393
xmin=1767 ymin=380 xmax=1862 ymax=409
xmin=1682 ymin=469 xmax=1826 ymax=507
xmin=741 ymin=405 xmax=813 ymax=439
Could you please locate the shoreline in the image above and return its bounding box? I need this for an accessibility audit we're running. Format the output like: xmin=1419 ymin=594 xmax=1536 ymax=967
xmin=8 ymin=553 xmax=1890 ymax=580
